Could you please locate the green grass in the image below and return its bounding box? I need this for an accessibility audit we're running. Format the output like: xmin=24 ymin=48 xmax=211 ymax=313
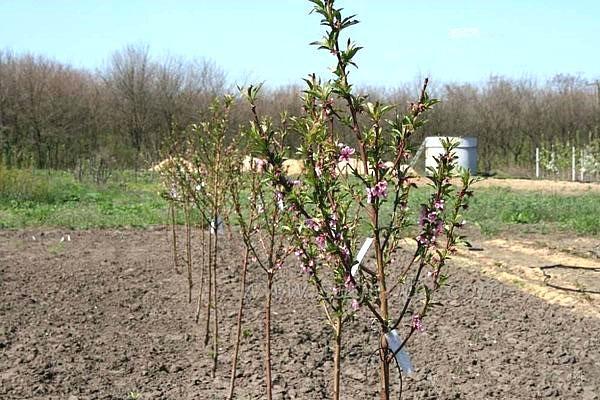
xmin=464 ymin=187 xmax=600 ymax=236
xmin=381 ymin=183 xmax=599 ymax=237
xmin=0 ymin=167 xmax=170 ymax=229
xmin=0 ymin=168 xmax=598 ymax=237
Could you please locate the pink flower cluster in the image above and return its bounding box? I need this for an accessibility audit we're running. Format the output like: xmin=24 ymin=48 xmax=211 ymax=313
xmin=255 ymin=158 xmax=267 ymax=169
xmin=305 ymin=218 xmax=321 ymax=232
xmin=366 ymin=180 xmax=388 ymax=203
xmin=314 ymin=164 xmax=322 ymax=178
xmin=344 ymin=274 xmax=356 ymax=291
xmin=294 ymin=247 xmax=315 ymax=275
xmin=416 ymin=200 xmax=445 ymax=246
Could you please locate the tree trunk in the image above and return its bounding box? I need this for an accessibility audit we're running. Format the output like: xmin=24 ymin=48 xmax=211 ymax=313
xmin=374 ymin=234 xmax=390 ymax=400
xmin=379 ymin=335 xmax=390 ymax=400
xmin=184 ymin=203 xmax=193 ymax=303
xmin=194 ymin=225 xmax=206 ymax=323
xmin=333 ymin=314 xmax=343 ymax=400
xmin=204 ymin=229 xmax=213 ymax=346
xmin=170 ymin=205 xmax=179 ymax=273
xmin=265 ymin=273 xmax=274 ymax=400
xmin=227 ymin=248 xmax=250 ymax=400
xmin=211 ymin=217 xmax=220 ymax=377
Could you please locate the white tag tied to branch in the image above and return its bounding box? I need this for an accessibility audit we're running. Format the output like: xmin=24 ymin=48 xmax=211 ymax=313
xmin=351 ymin=237 xmax=374 ymax=277
xmin=210 ymin=215 xmax=224 ymax=234
xmin=385 ymin=329 xmax=414 ymax=374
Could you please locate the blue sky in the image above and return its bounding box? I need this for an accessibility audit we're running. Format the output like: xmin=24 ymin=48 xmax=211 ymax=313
xmin=1 ymin=0 xmax=599 ymax=88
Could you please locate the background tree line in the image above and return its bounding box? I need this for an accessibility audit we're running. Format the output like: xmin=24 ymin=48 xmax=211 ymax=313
xmin=0 ymin=45 xmax=227 ymax=171
xmin=1 ymin=45 xmax=598 ymax=175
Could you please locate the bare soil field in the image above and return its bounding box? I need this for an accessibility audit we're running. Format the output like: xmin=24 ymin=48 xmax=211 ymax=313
xmin=1 ymin=225 xmax=599 ymax=399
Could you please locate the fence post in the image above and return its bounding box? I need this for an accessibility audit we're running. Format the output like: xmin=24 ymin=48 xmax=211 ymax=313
xmin=535 ymin=147 xmax=540 ymax=179
xmin=580 ymin=149 xmax=585 ymax=182
xmin=572 ymin=146 xmax=576 ymax=182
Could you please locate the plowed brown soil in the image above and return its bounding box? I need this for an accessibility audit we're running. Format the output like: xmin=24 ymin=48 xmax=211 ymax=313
xmin=1 ymin=225 xmax=599 ymax=399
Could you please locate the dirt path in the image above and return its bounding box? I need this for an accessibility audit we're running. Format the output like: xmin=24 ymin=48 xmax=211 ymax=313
xmin=454 ymin=237 xmax=600 ymax=319
xmin=471 ymin=177 xmax=600 ymax=194
xmin=1 ymin=228 xmax=599 ymax=399
xmin=413 ymin=177 xmax=600 ymax=194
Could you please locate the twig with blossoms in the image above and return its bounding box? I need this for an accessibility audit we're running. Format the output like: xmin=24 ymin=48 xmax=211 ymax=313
xmin=388 ymin=148 xmax=477 ymax=366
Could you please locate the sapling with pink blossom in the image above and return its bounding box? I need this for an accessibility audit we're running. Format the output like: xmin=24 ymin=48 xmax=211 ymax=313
xmin=243 ymin=1 xmax=477 ymax=398
xmin=228 ymin=100 xmax=295 ymax=400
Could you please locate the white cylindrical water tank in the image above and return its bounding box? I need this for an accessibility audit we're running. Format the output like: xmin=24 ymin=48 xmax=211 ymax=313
xmin=424 ymin=136 xmax=477 ymax=175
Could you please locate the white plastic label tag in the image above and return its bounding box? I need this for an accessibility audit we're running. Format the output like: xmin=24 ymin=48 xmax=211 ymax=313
xmin=351 ymin=237 xmax=374 ymax=277
xmin=385 ymin=329 xmax=414 ymax=374
xmin=210 ymin=215 xmax=224 ymax=234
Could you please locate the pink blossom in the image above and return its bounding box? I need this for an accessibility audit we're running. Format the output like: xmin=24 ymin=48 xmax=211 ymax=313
xmin=344 ymin=274 xmax=356 ymax=291
xmin=351 ymin=299 xmax=360 ymax=311
xmin=275 ymin=191 xmax=284 ymax=210
xmin=305 ymin=218 xmax=320 ymax=232
xmin=419 ymin=206 xmax=439 ymax=227
xmin=427 ymin=211 xmax=438 ymax=222
xmin=254 ymin=158 xmax=268 ymax=171
xmin=301 ymin=259 xmax=315 ymax=274
xmin=416 ymin=234 xmax=429 ymax=246
xmin=428 ymin=269 xmax=439 ymax=281
xmin=338 ymin=145 xmax=356 ymax=162
xmin=434 ymin=199 xmax=445 ymax=210
xmin=340 ymin=246 xmax=351 ymax=263
xmin=417 ymin=232 xmax=438 ymax=247
xmin=315 ymin=165 xmax=322 ymax=177
xmin=434 ymin=220 xmax=444 ymax=235
xmin=376 ymin=180 xmax=388 ymax=197
xmin=411 ymin=314 xmax=425 ymax=332
xmin=315 ymin=234 xmax=327 ymax=249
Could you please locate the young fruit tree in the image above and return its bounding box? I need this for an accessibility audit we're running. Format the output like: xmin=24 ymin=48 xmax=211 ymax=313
xmin=243 ymin=1 xmax=477 ymax=398
xmin=228 ymin=130 xmax=294 ymax=400
xmin=158 ymin=96 xmax=238 ymax=378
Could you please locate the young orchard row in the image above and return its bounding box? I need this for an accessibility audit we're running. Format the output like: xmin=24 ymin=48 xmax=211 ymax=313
xmin=152 ymin=2 xmax=477 ymax=399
